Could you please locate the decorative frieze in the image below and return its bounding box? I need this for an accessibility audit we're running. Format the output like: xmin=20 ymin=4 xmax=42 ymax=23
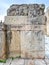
xmin=7 ymin=4 xmax=45 ymax=16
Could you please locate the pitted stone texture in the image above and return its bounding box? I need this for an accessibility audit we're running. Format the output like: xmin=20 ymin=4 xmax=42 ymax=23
xmin=0 ymin=22 xmax=7 ymax=60
xmin=11 ymin=59 xmax=25 ymax=65
xmin=7 ymin=5 xmax=19 ymax=16
xmin=7 ymin=4 xmax=28 ymax=16
xmin=27 ymin=15 xmax=46 ymax=25
xmin=28 ymin=4 xmax=45 ymax=17
xmin=4 ymin=4 xmax=46 ymax=59
xmin=4 ymin=16 xmax=28 ymax=25
xmin=21 ymin=31 xmax=45 ymax=59
xmin=7 ymin=30 xmax=21 ymax=58
xmin=25 ymin=59 xmax=35 ymax=65
xmin=25 ymin=59 xmax=46 ymax=65
xmin=35 ymin=59 xmax=46 ymax=65
xmin=4 ymin=25 xmax=46 ymax=32
xmin=7 ymin=4 xmax=45 ymax=16
xmin=19 ymin=4 xmax=28 ymax=16
xmin=4 ymin=16 xmax=46 ymax=25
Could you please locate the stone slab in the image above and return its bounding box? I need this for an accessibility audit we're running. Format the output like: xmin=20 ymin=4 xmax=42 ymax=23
xmin=35 ymin=59 xmax=46 ymax=65
xmin=10 ymin=59 xmax=25 ymax=65
xmin=0 ymin=31 xmax=6 ymax=60
xmin=25 ymin=59 xmax=35 ymax=65
xmin=4 ymin=15 xmax=46 ymax=25
xmin=4 ymin=16 xmax=28 ymax=25
xmin=7 ymin=30 xmax=21 ymax=58
xmin=27 ymin=15 xmax=46 ymax=25
xmin=21 ymin=30 xmax=45 ymax=59
xmin=0 ymin=23 xmax=7 ymax=60
xmin=6 ymin=25 xmax=46 ymax=31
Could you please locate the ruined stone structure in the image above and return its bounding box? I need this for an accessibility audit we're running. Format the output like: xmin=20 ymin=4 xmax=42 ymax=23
xmin=5 ymin=4 xmax=46 ymax=59
xmin=45 ymin=8 xmax=49 ymax=36
xmin=0 ymin=22 xmax=7 ymax=60
xmin=0 ymin=4 xmax=47 ymax=60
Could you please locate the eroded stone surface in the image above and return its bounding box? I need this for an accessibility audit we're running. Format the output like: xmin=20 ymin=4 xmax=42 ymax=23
xmin=0 ymin=22 xmax=7 ymax=60
xmin=7 ymin=4 xmax=45 ymax=16
xmin=4 ymin=4 xmax=46 ymax=59
xmin=7 ymin=30 xmax=21 ymax=58
xmin=25 ymin=59 xmax=35 ymax=65
xmin=4 ymin=15 xmax=46 ymax=25
xmin=21 ymin=31 xmax=45 ymax=59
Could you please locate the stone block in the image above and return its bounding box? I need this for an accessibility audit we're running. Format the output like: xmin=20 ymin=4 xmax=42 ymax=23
xmin=7 ymin=30 xmax=21 ymax=58
xmin=27 ymin=15 xmax=46 ymax=25
xmin=4 ymin=15 xmax=46 ymax=25
xmin=4 ymin=16 xmax=28 ymax=25
xmin=25 ymin=59 xmax=34 ymax=65
xmin=6 ymin=25 xmax=46 ymax=35
xmin=11 ymin=59 xmax=25 ymax=65
xmin=21 ymin=31 xmax=45 ymax=59
xmin=7 ymin=4 xmax=45 ymax=16
xmin=0 ymin=22 xmax=7 ymax=60
xmin=4 ymin=4 xmax=46 ymax=59
xmin=19 ymin=4 xmax=28 ymax=16
xmin=7 ymin=5 xmax=19 ymax=16
xmin=35 ymin=59 xmax=46 ymax=65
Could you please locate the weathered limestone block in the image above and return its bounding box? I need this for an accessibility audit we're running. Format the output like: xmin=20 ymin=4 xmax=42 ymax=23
xmin=11 ymin=59 xmax=25 ymax=65
xmin=7 ymin=26 xmax=21 ymax=58
xmin=28 ymin=4 xmax=45 ymax=17
xmin=19 ymin=4 xmax=28 ymax=16
xmin=27 ymin=15 xmax=46 ymax=25
xmin=4 ymin=16 xmax=28 ymax=25
xmin=0 ymin=22 xmax=7 ymax=60
xmin=4 ymin=15 xmax=46 ymax=25
xmin=11 ymin=59 xmax=46 ymax=65
xmin=6 ymin=25 xmax=45 ymax=59
xmin=6 ymin=24 xmax=46 ymax=32
xmin=7 ymin=4 xmax=45 ymax=16
xmin=7 ymin=5 xmax=19 ymax=16
xmin=9 ymin=59 xmax=46 ymax=65
xmin=25 ymin=59 xmax=34 ymax=65
xmin=21 ymin=30 xmax=45 ymax=59
xmin=32 ymin=25 xmax=46 ymax=34
xmin=4 ymin=4 xmax=46 ymax=59
xmin=7 ymin=4 xmax=28 ymax=16
xmin=25 ymin=59 xmax=46 ymax=65
xmin=35 ymin=59 xmax=46 ymax=65
xmin=4 ymin=15 xmax=46 ymax=59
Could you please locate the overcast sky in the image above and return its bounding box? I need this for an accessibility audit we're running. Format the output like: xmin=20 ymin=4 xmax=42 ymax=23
xmin=0 ymin=0 xmax=49 ymax=22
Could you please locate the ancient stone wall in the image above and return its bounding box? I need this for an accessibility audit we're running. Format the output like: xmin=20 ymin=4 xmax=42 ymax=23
xmin=0 ymin=22 xmax=7 ymax=60
xmin=4 ymin=4 xmax=46 ymax=59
